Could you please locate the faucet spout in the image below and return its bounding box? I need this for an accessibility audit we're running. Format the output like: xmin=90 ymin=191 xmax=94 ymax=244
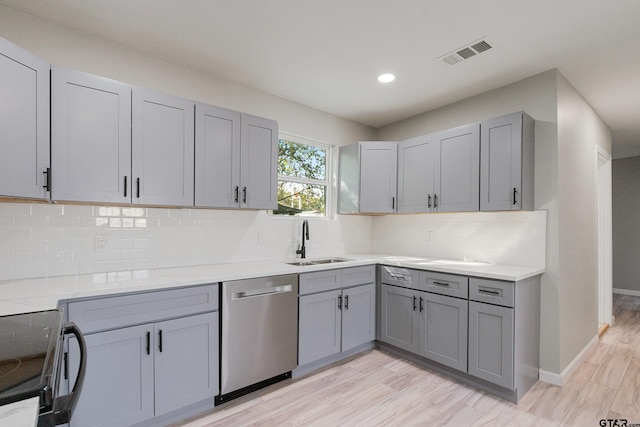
xmin=296 ymin=220 xmax=309 ymax=258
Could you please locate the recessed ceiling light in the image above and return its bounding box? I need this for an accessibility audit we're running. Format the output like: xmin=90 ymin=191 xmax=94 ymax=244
xmin=378 ymin=73 xmax=395 ymax=83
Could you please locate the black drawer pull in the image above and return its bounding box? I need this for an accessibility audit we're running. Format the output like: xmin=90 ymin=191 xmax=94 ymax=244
xmin=413 ymin=296 xmax=417 ymax=311
xmin=479 ymin=288 xmax=501 ymax=296
xmin=419 ymin=297 xmax=424 ymax=312
xmin=345 ymin=295 xmax=349 ymax=310
xmin=338 ymin=295 xmax=342 ymax=310
xmin=433 ymin=281 xmax=450 ymax=287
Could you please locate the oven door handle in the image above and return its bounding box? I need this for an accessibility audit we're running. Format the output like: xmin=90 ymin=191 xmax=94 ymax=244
xmin=52 ymin=322 xmax=87 ymax=426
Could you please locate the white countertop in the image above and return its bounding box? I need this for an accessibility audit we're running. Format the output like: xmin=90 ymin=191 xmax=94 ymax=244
xmin=0 ymin=253 xmax=543 ymax=317
xmin=0 ymin=253 xmax=543 ymax=423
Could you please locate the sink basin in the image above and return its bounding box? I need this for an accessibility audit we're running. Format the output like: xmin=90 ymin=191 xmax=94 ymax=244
xmin=285 ymin=257 xmax=352 ymax=266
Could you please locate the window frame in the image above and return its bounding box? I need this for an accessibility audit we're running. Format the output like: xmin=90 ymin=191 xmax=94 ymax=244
xmin=273 ymin=132 xmax=333 ymax=218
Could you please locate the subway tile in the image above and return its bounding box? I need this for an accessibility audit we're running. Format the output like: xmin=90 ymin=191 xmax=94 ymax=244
xmin=50 ymin=215 xmax=82 ymax=227
xmin=0 ymin=204 xmax=31 ymax=217
xmin=14 ymin=216 xmax=49 ymax=227
xmin=14 ymin=240 xmax=47 ymax=254
xmin=31 ymin=203 xmax=64 ymax=217
xmin=63 ymin=205 xmax=94 ymax=217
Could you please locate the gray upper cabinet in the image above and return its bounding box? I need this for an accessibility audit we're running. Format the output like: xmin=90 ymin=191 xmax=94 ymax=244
xmin=132 ymin=88 xmax=195 ymax=207
xmin=240 ymin=114 xmax=278 ymax=209
xmin=397 ymin=123 xmax=479 ymax=213
xmin=0 ymin=36 xmax=50 ymax=200
xmin=338 ymin=141 xmax=398 ymax=213
xmin=195 ymin=108 xmax=277 ymax=209
xmin=397 ymin=136 xmax=438 ymax=213
xmin=51 ymin=68 xmax=131 ymax=203
xmin=480 ymin=112 xmax=534 ymax=211
xmin=433 ymin=123 xmax=480 ymax=212
xmin=195 ymin=104 xmax=241 ymax=208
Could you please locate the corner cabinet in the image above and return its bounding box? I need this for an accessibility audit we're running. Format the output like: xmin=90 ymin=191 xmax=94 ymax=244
xmin=0 ymin=36 xmax=50 ymax=200
xmin=132 ymin=88 xmax=195 ymax=207
xmin=480 ymin=112 xmax=534 ymax=211
xmin=64 ymin=284 xmax=219 ymax=427
xmin=338 ymin=141 xmax=398 ymax=213
xmin=51 ymin=68 xmax=131 ymax=204
xmin=298 ymin=266 xmax=376 ymax=367
xmin=195 ymin=105 xmax=277 ymax=210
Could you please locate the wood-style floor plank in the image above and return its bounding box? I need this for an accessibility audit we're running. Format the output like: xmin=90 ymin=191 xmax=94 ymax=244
xmin=175 ymin=294 xmax=640 ymax=427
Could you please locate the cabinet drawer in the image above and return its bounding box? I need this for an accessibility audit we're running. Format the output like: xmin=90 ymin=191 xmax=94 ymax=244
xmin=469 ymin=278 xmax=515 ymax=307
xmin=421 ymin=272 xmax=468 ymax=298
xmin=379 ymin=265 xmax=419 ymax=290
xmin=299 ymin=270 xmax=341 ymax=295
xmin=341 ymin=265 xmax=375 ymax=287
xmin=68 ymin=284 xmax=218 ymax=333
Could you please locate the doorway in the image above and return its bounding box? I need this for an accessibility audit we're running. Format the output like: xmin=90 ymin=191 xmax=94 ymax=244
xmin=596 ymin=146 xmax=613 ymax=330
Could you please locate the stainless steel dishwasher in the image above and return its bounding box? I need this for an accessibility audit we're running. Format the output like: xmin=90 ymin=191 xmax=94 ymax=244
xmin=219 ymin=274 xmax=298 ymax=402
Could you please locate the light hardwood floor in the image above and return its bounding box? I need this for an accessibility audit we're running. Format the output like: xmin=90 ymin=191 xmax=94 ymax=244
xmin=175 ymin=294 xmax=640 ymax=426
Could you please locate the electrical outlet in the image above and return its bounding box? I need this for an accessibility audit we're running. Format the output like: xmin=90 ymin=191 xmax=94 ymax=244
xmin=95 ymin=235 xmax=107 ymax=252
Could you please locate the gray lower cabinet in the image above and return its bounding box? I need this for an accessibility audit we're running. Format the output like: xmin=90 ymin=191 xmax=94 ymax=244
xmin=379 ymin=284 xmax=420 ymax=353
xmin=0 ymin=36 xmax=50 ymax=200
xmin=298 ymin=266 xmax=376 ymax=366
xmin=65 ymin=284 xmax=219 ymax=427
xmin=420 ymin=292 xmax=468 ymax=371
xmin=468 ymin=301 xmax=514 ymax=389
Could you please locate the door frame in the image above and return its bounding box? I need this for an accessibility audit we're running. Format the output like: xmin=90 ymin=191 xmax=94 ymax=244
xmin=596 ymin=146 xmax=613 ymax=327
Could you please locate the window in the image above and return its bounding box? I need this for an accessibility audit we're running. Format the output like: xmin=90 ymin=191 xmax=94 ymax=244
xmin=273 ymin=134 xmax=331 ymax=217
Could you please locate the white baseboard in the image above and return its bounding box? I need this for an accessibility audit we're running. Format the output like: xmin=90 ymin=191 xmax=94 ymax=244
xmin=539 ymin=334 xmax=599 ymax=386
xmin=613 ymin=288 xmax=640 ymax=297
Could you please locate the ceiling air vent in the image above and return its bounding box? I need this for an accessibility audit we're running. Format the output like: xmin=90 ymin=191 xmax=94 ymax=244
xmin=438 ymin=38 xmax=493 ymax=65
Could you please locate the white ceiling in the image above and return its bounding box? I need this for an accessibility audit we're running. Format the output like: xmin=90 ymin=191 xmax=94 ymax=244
xmin=2 ymin=0 xmax=639 ymax=155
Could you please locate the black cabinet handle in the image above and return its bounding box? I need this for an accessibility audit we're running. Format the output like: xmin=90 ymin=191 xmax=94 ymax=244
xmin=434 ymin=194 xmax=438 ymax=208
xmin=43 ymin=167 xmax=51 ymax=191
xmin=242 ymin=187 xmax=247 ymax=204
xmin=427 ymin=194 xmax=432 ymax=208
xmin=338 ymin=294 xmax=342 ymax=310
xmin=433 ymin=281 xmax=450 ymax=287
xmin=158 ymin=330 xmax=163 ymax=353
xmin=413 ymin=295 xmax=417 ymax=311
xmin=419 ymin=297 xmax=424 ymax=312
xmin=235 ymin=186 xmax=239 ymax=203
xmin=513 ymin=187 xmax=517 ymax=205
xmin=146 ymin=331 xmax=150 ymax=355
xmin=136 ymin=178 xmax=141 ymax=198
xmin=479 ymin=288 xmax=501 ymax=296
xmin=345 ymin=294 xmax=349 ymax=310
xmin=124 ymin=176 xmax=128 ymax=197
xmin=392 ymin=196 xmax=395 ymax=210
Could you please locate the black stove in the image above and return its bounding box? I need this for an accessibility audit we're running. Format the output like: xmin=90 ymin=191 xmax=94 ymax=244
xmin=0 ymin=310 xmax=86 ymax=427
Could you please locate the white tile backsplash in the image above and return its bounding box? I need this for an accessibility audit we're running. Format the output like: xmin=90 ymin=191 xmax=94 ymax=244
xmin=370 ymin=210 xmax=546 ymax=268
xmin=0 ymin=203 xmax=373 ymax=281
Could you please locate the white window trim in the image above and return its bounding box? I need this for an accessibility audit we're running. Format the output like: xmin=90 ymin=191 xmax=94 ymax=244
xmin=273 ymin=131 xmax=333 ymax=219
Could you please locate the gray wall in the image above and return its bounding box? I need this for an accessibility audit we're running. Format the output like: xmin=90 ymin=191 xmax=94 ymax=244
xmin=612 ymin=156 xmax=640 ymax=293
xmin=376 ymin=70 xmax=612 ymax=377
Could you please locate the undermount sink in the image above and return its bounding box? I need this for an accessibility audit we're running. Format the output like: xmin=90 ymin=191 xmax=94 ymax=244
xmin=285 ymin=257 xmax=352 ymax=266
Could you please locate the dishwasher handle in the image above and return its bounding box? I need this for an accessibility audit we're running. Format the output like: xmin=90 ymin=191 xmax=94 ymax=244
xmin=232 ymin=285 xmax=293 ymax=299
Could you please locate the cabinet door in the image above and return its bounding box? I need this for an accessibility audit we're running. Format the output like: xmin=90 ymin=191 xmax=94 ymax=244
xmin=68 ymin=325 xmax=154 ymax=427
xmin=480 ymin=113 xmax=522 ymax=211
xmin=240 ymin=114 xmax=278 ymax=209
xmin=379 ymin=284 xmax=419 ymax=354
xmin=468 ymin=301 xmax=514 ymax=388
xmin=132 ymin=88 xmax=194 ymax=206
xmin=51 ymin=68 xmax=131 ymax=203
xmin=342 ymin=283 xmax=376 ymax=352
xmin=434 ymin=123 xmax=479 ymax=212
xmin=0 ymin=37 xmax=50 ymax=199
xmin=397 ymin=136 xmax=437 ymax=213
xmin=419 ymin=292 xmax=468 ymax=372
xmin=195 ymin=104 xmax=241 ymax=208
xmin=154 ymin=312 xmax=219 ymax=416
xmin=359 ymin=141 xmax=398 ymax=213
xmin=298 ymin=289 xmax=342 ymax=365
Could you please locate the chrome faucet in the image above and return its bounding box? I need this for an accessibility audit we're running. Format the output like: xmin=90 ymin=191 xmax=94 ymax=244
xmin=296 ymin=220 xmax=310 ymax=258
